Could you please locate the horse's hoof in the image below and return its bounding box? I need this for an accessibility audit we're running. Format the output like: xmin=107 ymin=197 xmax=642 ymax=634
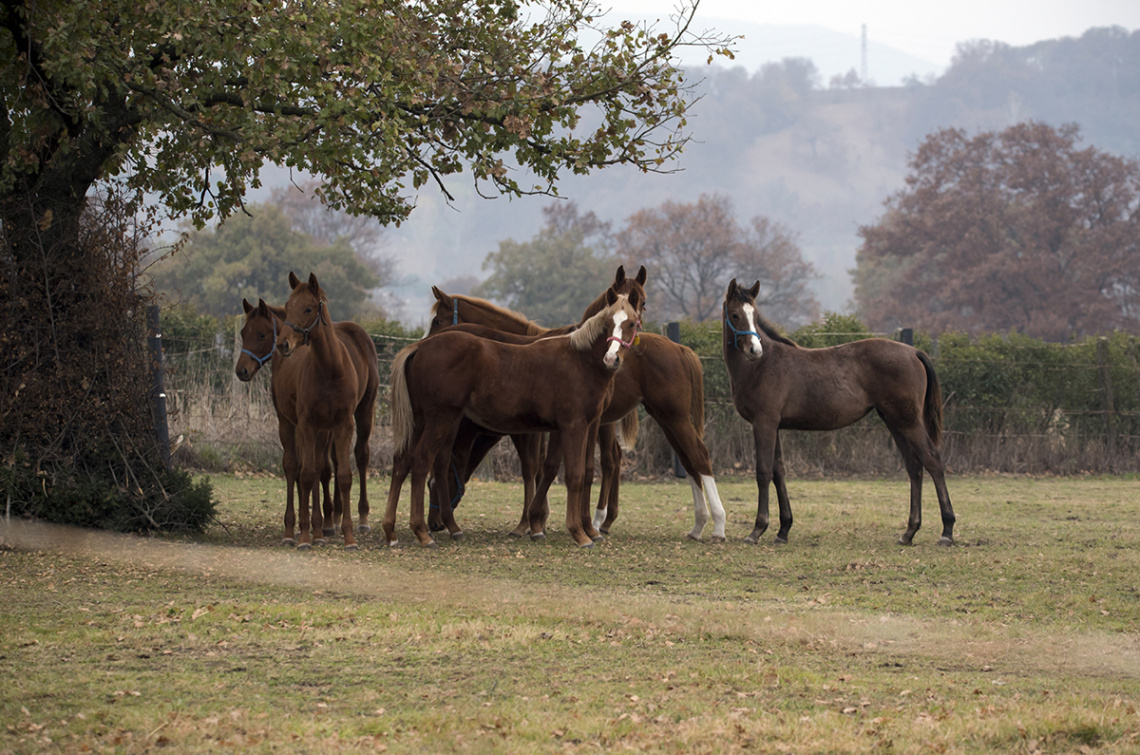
xmin=507 ymin=530 xmax=525 ymax=538
xmin=425 ymin=541 xmax=439 ymax=549
xmin=281 ymin=538 xmax=296 ymax=547
xmin=897 ymin=537 xmax=915 ymax=546
xmin=451 ymin=531 xmax=465 ymax=542
xmin=387 ymin=540 xmax=400 ymax=548
xmin=591 ymin=534 xmax=605 ymax=543
xmin=937 ymin=536 xmax=955 ymax=547
xmin=686 ymin=533 xmax=702 ymax=542
xmin=429 ymin=522 xmax=446 ymax=533
xmin=710 ymin=535 xmax=727 ymax=544
xmin=322 ymin=528 xmax=336 ymax=537
xmin=296 ymin=542 xmax=312 ymax=551
xmin=344 ymin=544 xmax=359 ymax=552
xmin=775 ymin=536 xmax=788 ymax=545
xmin=357 ymin=525 xmax=371 ymax=534
xmin=578 ymin=541 xmax=595 ymax=549
xmin=743 ymin=535 xmax=759 ymax=545
xmin=599 ymin=528 xmax=610 ymax=537
xmin=313 ymin=538 xmax=328 ymax=547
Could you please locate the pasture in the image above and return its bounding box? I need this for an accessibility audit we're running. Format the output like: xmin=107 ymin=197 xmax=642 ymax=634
xmin=3 ymin=473 xmax=1140 ymax=753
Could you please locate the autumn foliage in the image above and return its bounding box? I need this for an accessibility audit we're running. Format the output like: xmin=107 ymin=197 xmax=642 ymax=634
xmin=855 ymin=122 xmax=1140 ymax=340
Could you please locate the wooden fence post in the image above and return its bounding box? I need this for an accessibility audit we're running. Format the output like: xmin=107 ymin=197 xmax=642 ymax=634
xmin=147 ymin=305 xmax=171 ymax=470
xmin=1096 ymin=337 xmax=1117 ymax=459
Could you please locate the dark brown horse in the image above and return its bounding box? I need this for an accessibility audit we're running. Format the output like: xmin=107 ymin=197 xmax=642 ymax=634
xmin=721 ymin=279 xmax=956 ymax=546
xmin=385 ymin=288 xmax=643 ymax=548
xmin=236 ymin=298 xmax=379 ymax=546
xmin=429 ymin=271 xmax=727 ymax=542
xmin=274 ymin=273 xmax=381 ymax=549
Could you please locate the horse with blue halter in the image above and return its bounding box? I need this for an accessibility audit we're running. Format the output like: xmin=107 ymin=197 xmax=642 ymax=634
xmin=385 ymin=288 xmax=643 ymax=548
xmin=721 ymin=279 xmax=956 ymax=546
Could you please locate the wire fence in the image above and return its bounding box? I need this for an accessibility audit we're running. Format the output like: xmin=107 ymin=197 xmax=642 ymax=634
xmin=161 ymin=320 xmax=1140 ymax=479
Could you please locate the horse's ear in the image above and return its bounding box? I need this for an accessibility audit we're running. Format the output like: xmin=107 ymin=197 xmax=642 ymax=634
xmin=628 ymin=287 xmax=642 ymax=311
xmin=748 ymin=281 xmax=761 ymax=300
xmin=289 ymin=271 xmax=302 ymax=290
xmin=605 ymin=287 xmax=619 ymax=306
xmin=308 ymin=272 xmax=320 ymax=292
xmin=635 ymin=265 xmax=647 ymax=286
xmin=726 ymin=278 xmax=739 ymax=296
xmin=613 ymin=265 xmax=626 ymax=285
xmin=431 ymin=285 xmax=451 ymax=305
xmin=257 ymin=299 xmax=271 ymax=317
xmin=242 ymin=298 xmax=254 ymax=315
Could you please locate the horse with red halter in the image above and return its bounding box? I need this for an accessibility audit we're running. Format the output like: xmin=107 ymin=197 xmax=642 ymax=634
xmin=274 ymin=273 xmax=381 ymax=549
xmin=423 ymin=265 xmax=648 ymax=538
xmin=236 ymin=298 xmax=379 ymax=546
xmin=428 ymin=268 xmax=727 ymax=542
xmin=721 ymin=279 xmax=956 ymax=546
xmin=385 ymin=288 xmax=643 ymax=548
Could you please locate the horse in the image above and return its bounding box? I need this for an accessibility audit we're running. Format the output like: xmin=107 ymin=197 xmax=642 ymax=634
xmin=236 ymin=298 xmax=379 ymax=546
xmin=721 ymin=278 xmax=956 ymax=546
xmin=274 ymin=272 xmax=381 ymax=549
xmin=428 ymin=270 xmax=727 ymax=542
xmin=384 ymin=287 xmax=643 ymax=548
xmin=423 ymin=265 xmax=647 ymax=539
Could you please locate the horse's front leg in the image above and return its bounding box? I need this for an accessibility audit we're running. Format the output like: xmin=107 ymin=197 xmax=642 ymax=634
xmin=745 ymin=422 xmax=779 ymax=545
xmin=430 ymin=424 xmax=465 ymax=542
xmin=512 ymin=433 xmax=542 ymax=538
xmin=278 ymin=420 xmax=299 ymax=545
xmin=772 ymin=432 xmax=793 ymax=543
xmin=320 ymin=445 xmax=337 ymax=538
xmin=294 ymin=428 xmax=325 ymax=548
xmin=332 ymin=423 xmax=358 ymax=549
xmin=560 ymin=426 xmax=595 ymax=548
xmin=593 ymin=424 xmax=620 ymax=535
xmin=526 ymin=433 xmax=561 ymax=539
xmin=582 ymin=421 xmax=603 ymax=542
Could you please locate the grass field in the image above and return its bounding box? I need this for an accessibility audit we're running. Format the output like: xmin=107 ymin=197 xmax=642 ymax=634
xmin=3 ymin=473 xmax=1140 ymax=753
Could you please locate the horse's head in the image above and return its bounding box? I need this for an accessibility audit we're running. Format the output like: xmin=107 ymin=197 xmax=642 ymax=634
xmin=278 ymin=271 xmax=330 ymax=357
xmin=600 ymin=286 xmax=644 ymax=371
xmin=236 ymin=298 xmax=281 ymax=381
xmin=426 ymin=285 xmax=456 ymax=338
xmin=610 ymin=264 xmax=648 ymax=321
xmin=723 ymin=279 xmax=764 ymax=360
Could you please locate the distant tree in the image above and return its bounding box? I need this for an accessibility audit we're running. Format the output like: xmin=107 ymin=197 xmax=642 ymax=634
xmin=617 ymin=193 xmax=819 ymax=324
xmin=854 ymin=122 xmax=1140 ymax=339
xmin=475 ymin=202 xmax=616 ymax=325
xmin=150 ymin=204 xmax=379 ymax=320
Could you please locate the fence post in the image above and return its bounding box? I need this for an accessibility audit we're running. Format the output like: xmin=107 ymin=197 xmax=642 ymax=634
xmin=894 ymin=327 xmax=913 ymax=346
xmin=147 ymin=305 xmax=171 ymax=470
xmin=665 ymin=322 xmax=687 ymax=478
xmin=1096 ymin=337 xmax=1117 ymax=459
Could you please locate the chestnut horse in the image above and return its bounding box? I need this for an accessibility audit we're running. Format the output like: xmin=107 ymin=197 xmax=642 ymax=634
xmin=428 ymin=274 xmax=727 ymax=542
xmin=236 ymin=298 xmax=379 ymax=546
xmin=424 ymin=266 xmax=648 ymax=538
xmin=275 ymin=273 xmax=381 ymax=549
xmin=721 ymin=279 xmax=956 ymax=546
xmin=385 ymin=288 xmax=643 ymax=548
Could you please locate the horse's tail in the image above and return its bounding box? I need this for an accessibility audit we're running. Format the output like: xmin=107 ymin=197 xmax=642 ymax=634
xmin=617 ymin=410 xmax=640 ymax=451
xmin=682 ymin=344 xmax=707 ymax=440
xmin=389 ymin=343 xmax=420 ymax=456
xmin=918 ymin=351 xmax=943 ymax=447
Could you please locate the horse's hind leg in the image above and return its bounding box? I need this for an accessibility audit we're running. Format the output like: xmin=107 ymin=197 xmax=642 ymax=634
xmin=512 ymin=433 xmax=543 ymax=538
xmin=908 ymin=431 xmax=956 ymax=545
xmin=593 ymin=424 xmax=620 ymax=535
xmin=354 ymin=393 xmax=376 ymax=534
xmin=430 ymin=423 xmax=466 ymax=542
xmin=745 ymin=423 xmax=779 ymax=545
xmin=527 ymin=434 xmax=561 ymax=539
xmin=887 ymin=427 xmax=926 ymax=545
xmin=320 ymin=447 xmax=337 ymax=538
xmin=382 ymin=451 xmax=412 ymax=547
xmin=657 ymin=419 xmax=727 ymax=542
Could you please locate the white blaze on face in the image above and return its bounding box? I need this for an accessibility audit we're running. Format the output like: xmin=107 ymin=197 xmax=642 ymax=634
xmin=604 ymin=309 xmax=629 ymax=369
xmin=742 ymin=302 xmax=764 ymax=358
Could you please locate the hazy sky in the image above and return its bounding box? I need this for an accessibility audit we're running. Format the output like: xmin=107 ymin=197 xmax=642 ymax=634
xmin=604 ymin=0 xmax=1140 ymax=68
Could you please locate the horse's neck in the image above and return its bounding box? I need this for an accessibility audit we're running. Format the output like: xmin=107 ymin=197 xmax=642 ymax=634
xmin=466 ymin=299 xmax=546 ymax=335
xmin=308 ymin=320 xmax=350 ymax=377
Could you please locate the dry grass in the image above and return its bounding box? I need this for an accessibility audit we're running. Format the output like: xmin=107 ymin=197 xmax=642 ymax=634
xmin=4 ymin=474 xmax=1140 ymax=753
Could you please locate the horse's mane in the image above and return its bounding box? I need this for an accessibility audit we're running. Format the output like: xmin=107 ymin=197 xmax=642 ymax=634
xmin=567 ymin=297 xmax=628 ymax=352
xmin=755 ymin=311 xmax=798 ymax=347
xmin=436 ymin=295 xmax=547 ymax=336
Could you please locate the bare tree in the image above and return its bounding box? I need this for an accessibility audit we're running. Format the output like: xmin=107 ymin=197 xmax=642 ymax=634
xmin=618 ymin=193 xmax=819 ymax=324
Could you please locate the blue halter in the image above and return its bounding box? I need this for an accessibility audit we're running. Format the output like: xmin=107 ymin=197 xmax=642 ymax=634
xmin=452 ymin=300 xmax=459 ymax=325
xmin=724 ymin=301 xmax=761 ymax=350
xmin=241 ymin=315 xmax=277 ymax=367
